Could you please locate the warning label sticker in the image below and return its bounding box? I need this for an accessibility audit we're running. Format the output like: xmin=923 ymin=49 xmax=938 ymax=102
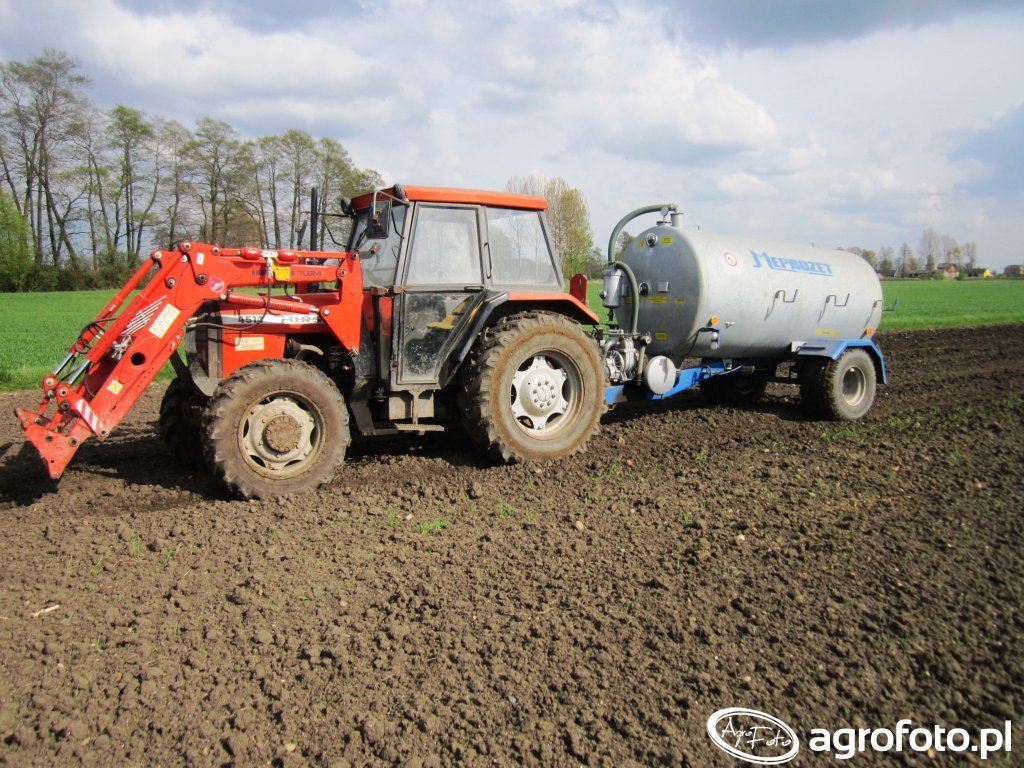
xmin=234 ymin=336 xmax=265 ymax=352
xmin=149 ymin=304 xmax=181 ymax=339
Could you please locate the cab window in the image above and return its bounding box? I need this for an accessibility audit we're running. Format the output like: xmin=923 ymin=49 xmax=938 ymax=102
xmin=351 ymin=204 xmax=407 ymax=288
xmin=486 ymin=208 xmax=558 ymax=286
xmin=405 ymin=206 xmax=481 ymax=286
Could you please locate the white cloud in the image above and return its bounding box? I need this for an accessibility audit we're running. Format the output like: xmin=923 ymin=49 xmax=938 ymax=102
xmin=717 ymin=172 xmax=775 ymax=197
xmin=81 ymin=1 xmax=372 ymax=92
xmin=0 ymin=0 xmax=1022 ymax=267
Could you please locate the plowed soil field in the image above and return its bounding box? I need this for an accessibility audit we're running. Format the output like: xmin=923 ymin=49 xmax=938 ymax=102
xmin=0 ymin=324 xmax=1021 ymax=767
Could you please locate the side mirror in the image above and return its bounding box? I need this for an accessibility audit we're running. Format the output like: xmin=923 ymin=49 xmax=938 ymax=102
xmin=367 ymin=197 xmax=391 ymax=239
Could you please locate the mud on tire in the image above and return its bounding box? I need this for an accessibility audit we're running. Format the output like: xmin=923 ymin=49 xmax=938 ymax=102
xmin=158 ymin=376 xmax=209 ymax=471
xmin=204 ymin=359 xmax=350 ymax=499
xmin=458 ymin=311 xmax=606 ymax=463
xmin=800 ymin=349 xmax=877 ymax=421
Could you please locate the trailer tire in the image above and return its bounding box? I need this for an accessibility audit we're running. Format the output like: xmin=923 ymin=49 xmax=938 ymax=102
xmin=700 ymin=373 xmax=768 ymax=407
xmin=458 ymin=311 xmax=606 ymax=463
xmin=204 ymin=359 xmax=350 ymax=499
xmin=159 ymin=376 xmax=208 ymax=470
xmin=800 ymin=349 xmax=876 ymax=421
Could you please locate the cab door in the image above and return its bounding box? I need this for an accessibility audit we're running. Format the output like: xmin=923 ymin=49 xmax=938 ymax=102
xmin=394 ymin=204 xmax=486 ymax=386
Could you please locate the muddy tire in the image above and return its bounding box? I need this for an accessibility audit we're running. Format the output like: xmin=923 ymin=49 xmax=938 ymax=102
xmin=204 ymin=359 xmax=350 ymax=499
xmin=158 ymin=376 xmax=208 ymax=470
xmin=458 ymin=311 xmax=606 ymax=463
xmin=700 ymin=373 xmax=768 ymax=407
xmin=800 ymin=349 xmax=877 ymax=421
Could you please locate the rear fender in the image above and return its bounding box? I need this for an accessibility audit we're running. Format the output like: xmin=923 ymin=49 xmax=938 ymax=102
xmin=796 ymin=339 xmax=887 ymax=384
xmin=441 ymin=292 xmax=600 ymax=388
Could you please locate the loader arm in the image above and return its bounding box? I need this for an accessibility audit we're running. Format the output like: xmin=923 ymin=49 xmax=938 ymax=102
xmin=15 ymin=242 xmax=364 ymax=479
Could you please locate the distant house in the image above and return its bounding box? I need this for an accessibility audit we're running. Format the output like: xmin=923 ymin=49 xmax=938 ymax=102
xmin=964 ymin=267 xmax=993 ymax=278
xmin=1005 ymin=265 xmax=1024 ymax=277
xmin=935 ymin=263 xmax=959 ymax=279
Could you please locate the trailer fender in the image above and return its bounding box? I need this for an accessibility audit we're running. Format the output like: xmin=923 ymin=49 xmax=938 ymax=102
xmin=796 ymin=339 xmax=887 ymax=384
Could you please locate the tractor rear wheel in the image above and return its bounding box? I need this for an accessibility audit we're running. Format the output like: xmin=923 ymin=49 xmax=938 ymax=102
xmin=800 ymin=349 xmax=877 ymax=421
xmin=159 ymin=376 xmax=208 ymax=470
xmin=204 ymin=359 xmax=350 ymax=499
xmin=458 ymin=311 xmax=606 ymax=463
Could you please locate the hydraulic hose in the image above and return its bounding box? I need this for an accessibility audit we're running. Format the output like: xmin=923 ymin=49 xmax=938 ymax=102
xmin=605 ymin=203 xmax=677 ymax=334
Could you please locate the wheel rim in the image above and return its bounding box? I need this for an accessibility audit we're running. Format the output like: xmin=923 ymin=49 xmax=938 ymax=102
xmin=841 ymin=366 xmax=867 ymax=407
xmin=510 ymin=352 xmax=580 ymax=435
xmin=239 ymin=394 xmax=321 ymax=476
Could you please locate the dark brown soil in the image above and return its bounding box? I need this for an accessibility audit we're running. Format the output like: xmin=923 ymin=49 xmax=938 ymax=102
xmin=0 ymin=324 xmax=1021 ymax=767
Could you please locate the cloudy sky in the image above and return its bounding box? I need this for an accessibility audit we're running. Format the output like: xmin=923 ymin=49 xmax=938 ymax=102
xmin=1 ymin=0 xmax=1022 ymax=267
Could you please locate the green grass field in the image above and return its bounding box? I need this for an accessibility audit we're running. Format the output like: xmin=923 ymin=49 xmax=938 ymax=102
xmin=0 ymin=289 xmax=160 ymax=393
xmin=584 ymin=278 xmax=1024 ymax=330
xmin=1 ymin=279 xmax=1022 ymax=393
xmin=877 ymin=279 xmax=1024 ymax=329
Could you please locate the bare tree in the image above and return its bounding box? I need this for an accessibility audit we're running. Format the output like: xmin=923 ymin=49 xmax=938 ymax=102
xmin=939 ymin=233 xmax=960 ymax=268
xmin=0 ymin=49 xmax=89 ymax=270
xmin=898 ymin=243 xmax=915 ymax=276
xmin=152 ymin=118 xmax=194 ymax=249
xmin=280 ymin=129 xmax=316 ymax=247
xmin=918 ymin=228 xmax=940 ymax=271
xmin=506 ymin=174 xmax=593 ymax=277
xmin=878 ymin=245 xmax=895 ymax=276
xmin=963 ymin=241 xmax=978 ymax=269
xmin=106 ymin=105 xmax=162 ymax=268
xmin=187 ymin=117 xmax=241 ymax=244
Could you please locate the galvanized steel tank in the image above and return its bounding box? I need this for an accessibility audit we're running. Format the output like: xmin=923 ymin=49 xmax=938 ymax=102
xmin=614 ymin=224 xmax=884 ymax=360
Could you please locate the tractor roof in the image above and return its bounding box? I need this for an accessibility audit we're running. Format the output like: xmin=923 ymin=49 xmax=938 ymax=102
xmin=352 ymin=185 xmax=547 ymax=211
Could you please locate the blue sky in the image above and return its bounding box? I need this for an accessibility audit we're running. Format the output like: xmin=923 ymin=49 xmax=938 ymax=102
xmin=1 ymin=0 xmax=1022 ymax=267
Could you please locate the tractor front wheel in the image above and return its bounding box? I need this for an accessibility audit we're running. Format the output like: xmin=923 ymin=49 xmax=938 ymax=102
xmin=204 ymin=359 xmax=350 ymax=499
xmin=159 ymin=376 xmax=209 ymax=470
xmin=459 ymin=312 xmax=606 ymax=463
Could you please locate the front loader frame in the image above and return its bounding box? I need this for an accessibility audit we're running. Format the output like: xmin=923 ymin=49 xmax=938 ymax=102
xmin=15 ymin=242 xmax=364 ymax=479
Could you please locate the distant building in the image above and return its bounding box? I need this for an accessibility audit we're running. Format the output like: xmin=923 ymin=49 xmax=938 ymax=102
xmin=1005 ymin=265 xmax=1024 ymax=277
xmin=934 ymin=263 xmax=959 ymax=279
xmin=964 ymin=267 xmax=993 ymax=278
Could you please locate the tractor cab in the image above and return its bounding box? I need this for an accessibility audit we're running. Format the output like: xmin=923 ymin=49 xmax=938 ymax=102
xmin=345 ymin=185 xmax=576 ymax=430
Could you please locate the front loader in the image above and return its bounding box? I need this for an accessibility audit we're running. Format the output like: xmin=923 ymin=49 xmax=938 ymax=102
xmin=15 ymin=185 xmax=605 ymax=498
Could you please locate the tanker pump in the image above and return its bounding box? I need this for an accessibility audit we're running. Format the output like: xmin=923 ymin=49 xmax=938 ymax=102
xmin=598 ymin=204 xmax=886 ymax=420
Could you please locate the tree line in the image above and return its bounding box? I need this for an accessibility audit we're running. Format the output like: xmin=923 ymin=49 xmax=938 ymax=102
xmin=845 ymin=228 xmax=980 ymax=278
xmin=0 ymin=49 xmax=383 ymax=291
xmin=0 ymin=49 xmax=598 ymax=293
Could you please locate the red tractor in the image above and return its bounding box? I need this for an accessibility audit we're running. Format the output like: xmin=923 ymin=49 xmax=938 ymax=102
xmin=16 ymin=185 xmax=606 ymax=498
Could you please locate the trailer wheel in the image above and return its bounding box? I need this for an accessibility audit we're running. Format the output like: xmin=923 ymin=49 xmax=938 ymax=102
xmin=458 ymin=311 xmax=606 ymax=463
xmin=700 ymin=373 xmax=768 ymax=407
xmin=800 ymin=349 xmax=877 ymax=421
xmin=159 ymin=376 xmax=208 ymax=470
xmin=204 ymin=359 xmax=350 ymax=499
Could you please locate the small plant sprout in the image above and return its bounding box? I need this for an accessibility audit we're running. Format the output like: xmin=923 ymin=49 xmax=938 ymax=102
xmin=128 ymin=537 xmax=145 ymax=560
xmin=418 ymin=519 xmax=448 ymax=535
